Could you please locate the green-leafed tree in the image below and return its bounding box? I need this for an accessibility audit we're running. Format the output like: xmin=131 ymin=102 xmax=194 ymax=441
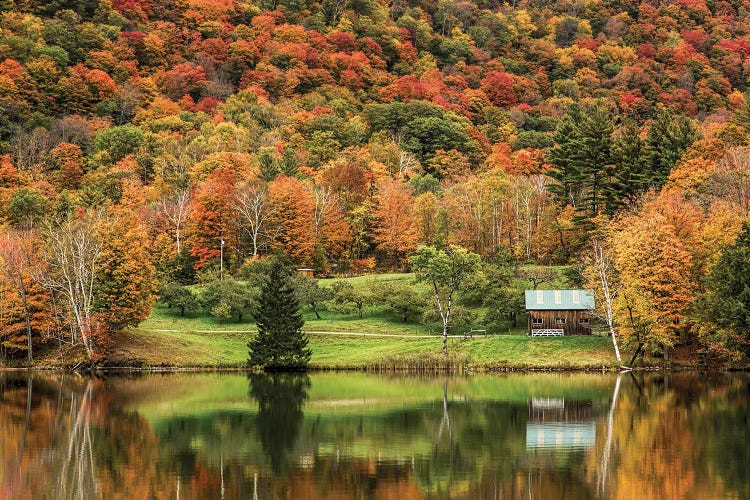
xmin=159 ymin=284 xmax=199 ymax=317
xmin=371 ymin=280 xmax=427 ymax=322
xmin=479 ymin=250 xmax=524 ymax=330
xmin=331 ymin=280 xmax=373 ymax=319
xmin=201 ymin=277 xmax=258 ymax=322
xmin=700 ymin=223 xmax=750 ymax=359
xmin=292 ymin=275 xmax=333 ymax=320
xmin=410 ymin=245 xmax=481 ymax=355
xmin=247 ymin=258 xmax=311 ymax=370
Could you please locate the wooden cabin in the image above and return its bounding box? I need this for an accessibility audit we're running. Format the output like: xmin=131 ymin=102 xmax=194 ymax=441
xmin=524 ymin=289 xmax=594 ymax=336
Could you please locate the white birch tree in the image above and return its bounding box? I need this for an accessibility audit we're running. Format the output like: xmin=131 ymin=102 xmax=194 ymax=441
xmin=410 ymin=245 xmax=481 ymax=355
xmin=40 ymin=211 xmax=105 ymax=359
xmin=234 ymin=181 xmax=274 ymax=257
xmin=582 ymin=239 xmax=622 ymax=362
xmin=160 ymin=189 xmax=192 ymax=254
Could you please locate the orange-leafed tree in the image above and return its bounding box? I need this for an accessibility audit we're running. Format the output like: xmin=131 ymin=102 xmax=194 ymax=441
xmin=0 ymin=230 xmax=52 ymax=362
xmin=612 ymin=209 xmax=695 ymax=364
xmin=372 ymin=179 xmax=419 ymax=267
xmin=267 ymin=175 xmax=315 ymax=265
xmin=50 ymin=143 xmax=85 ymax=191
xmin=480 ymin=71 xmax=517 ymax=108
xmin=188 ymin=168 xmax=239 ymax=268
xmin=94 ymin=210 xmax=157 ymax=335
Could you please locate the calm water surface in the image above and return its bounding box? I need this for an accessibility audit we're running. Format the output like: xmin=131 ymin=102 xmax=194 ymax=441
xmin=0 ymin=371 xmax=748 ymax=499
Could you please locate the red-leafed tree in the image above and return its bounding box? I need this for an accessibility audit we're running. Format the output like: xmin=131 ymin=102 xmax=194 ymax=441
xmin=480 ymin=71 xmax=517 ymax=107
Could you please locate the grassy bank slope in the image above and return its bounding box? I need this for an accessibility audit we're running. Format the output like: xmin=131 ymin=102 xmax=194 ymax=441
xmin=108 ymin=328 xmax=617 ymax=370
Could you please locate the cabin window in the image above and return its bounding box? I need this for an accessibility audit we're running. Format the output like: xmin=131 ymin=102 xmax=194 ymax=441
xmin=532 ymin=318 xmax=543 ymax=326
xmin=555 ymin=317 xmax=566 ymax=325
xmin=578 ymin=317 xmax=590 ymax=325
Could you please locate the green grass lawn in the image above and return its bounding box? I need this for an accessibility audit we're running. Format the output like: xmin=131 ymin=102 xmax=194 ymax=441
xmin=109 ymin=327 xmax=617 ymax=369
xmin=143 ymin=302 xmax=445 ymax=335
xmin=114 ymin=270 xmax=618 ymax=370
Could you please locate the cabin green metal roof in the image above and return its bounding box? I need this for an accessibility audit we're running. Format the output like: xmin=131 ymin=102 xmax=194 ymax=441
xmin=526 ymin=422 xmax=596 ymax=449
xmin=524 ymin=289 xmax=595 ymax=310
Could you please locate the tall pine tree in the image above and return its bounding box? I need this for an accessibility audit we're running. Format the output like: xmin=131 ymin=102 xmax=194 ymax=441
xmin=610 ymin=120 xmax=649 ymax=211
xmin=572 ymin=103 xmax=614 ymax=219
xmin=247 ymin=257 xmax=311 ymax=370
xmin=547 ymin=101 xmax=615 ymax=226
xmin=547 ymin=105 xmax=583 ymax=209
xmin=644 ymin=107 xmax=698 ymax=189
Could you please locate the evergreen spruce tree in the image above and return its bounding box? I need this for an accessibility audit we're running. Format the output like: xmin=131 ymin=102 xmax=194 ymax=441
xmin=247 ymin=258 xmax=311 ymax=370
xmin=547 ymin=105 xmax=582 ymax=209
xmin=644 ymin=107 xmax=698 ymax=189
xmin=610 ymin=120 xmax=648 ymax=211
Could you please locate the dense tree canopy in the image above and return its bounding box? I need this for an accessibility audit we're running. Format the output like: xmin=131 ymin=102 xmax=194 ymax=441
xmin=0 ymin=0 xmax=749 ymax=364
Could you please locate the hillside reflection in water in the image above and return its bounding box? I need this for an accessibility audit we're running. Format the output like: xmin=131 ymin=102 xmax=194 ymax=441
xmin=0 ymin=371 xmax=747 ymax=499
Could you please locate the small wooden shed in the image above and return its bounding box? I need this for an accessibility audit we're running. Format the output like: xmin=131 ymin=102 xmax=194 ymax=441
xmin=297 ymin=268 xmax=315 ymax=278
xmin=524 ymin=289 xmax=594 ymax=336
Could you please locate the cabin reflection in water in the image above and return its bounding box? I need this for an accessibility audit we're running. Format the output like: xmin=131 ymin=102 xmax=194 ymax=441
xmin=525 ymin=398 xmax=596 ymax=450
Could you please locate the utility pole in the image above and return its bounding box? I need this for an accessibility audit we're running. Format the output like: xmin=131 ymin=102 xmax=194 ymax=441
xmin=220 ymin=238 xmax=225 ymax=279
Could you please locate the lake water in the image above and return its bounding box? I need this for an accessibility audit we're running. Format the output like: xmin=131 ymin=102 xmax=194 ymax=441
xmin=0 ymin=371 xmax=748 ymax=499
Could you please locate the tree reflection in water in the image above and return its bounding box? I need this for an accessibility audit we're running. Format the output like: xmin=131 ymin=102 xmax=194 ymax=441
xmin=0 ymin=372 xmax=748 ymax=499
xmin=247 ymin=372 xmax=310 ymax=475
xmin=57 ymin=380 xmax=97 ymax=500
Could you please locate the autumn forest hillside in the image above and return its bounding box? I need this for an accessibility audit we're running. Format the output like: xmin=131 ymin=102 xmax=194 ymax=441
xmin=1 ymin=0 xmax=750 ymax=365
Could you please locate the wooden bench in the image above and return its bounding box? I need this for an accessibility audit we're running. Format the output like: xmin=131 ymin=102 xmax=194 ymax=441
xmin=531 ymin=329 xmax=565 ymax=337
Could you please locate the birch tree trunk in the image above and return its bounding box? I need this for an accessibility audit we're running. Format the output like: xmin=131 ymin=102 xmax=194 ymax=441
xmin=585 ymin=240 xmax=622 ymax=363
xmin=234 ymin=182 xmax=273 ymax=257
xmin=161 ymin=189 xmax=192 ymax=254
xmin=41 ymin=212 xmax=105 ymax=360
